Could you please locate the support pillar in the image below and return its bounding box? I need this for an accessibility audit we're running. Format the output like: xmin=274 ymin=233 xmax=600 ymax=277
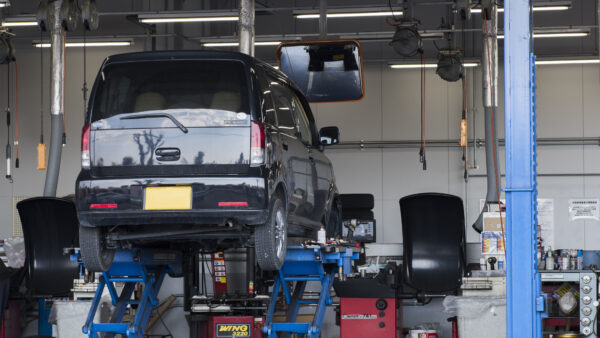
xmin=504 ymin=1 xmax=541 ymax=337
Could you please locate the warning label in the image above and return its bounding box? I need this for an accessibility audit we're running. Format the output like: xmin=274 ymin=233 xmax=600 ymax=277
xmin=341 ymin=314 xmax=377 ymax=320
xmin=216 ymin=323 xmax=251 ymax=337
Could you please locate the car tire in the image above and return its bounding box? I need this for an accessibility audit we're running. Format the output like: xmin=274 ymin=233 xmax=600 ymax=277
xmin=80 ymin=226 xmax=115 ymax=272
xmin=326 ymin=202 xmax=342 ymax=239
xmin=255 ymin=196 xmax=287 ymax=271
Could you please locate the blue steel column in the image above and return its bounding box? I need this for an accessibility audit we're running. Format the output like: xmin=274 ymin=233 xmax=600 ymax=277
xmin=504 ymin=1 xmax=542 ymax=337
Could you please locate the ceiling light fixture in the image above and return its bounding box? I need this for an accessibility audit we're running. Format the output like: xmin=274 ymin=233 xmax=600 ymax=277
xmin=535 ymin=59 xmax=599 ymax=65
xmin=2 ymin=16 xmax=37 ymax=27
xmin=470 ymin=5 xmax=570 ymax=13
xmin=203 ymin=41 xmax=280 ymax=47
xmin=389 ymin=62 xmax=479 ymax=69
xmin=497 ymin=31 xmax=588 ymax=39
xmin=138 ymin=12 xmax=238 ymax=24
xmin=295 ymin=7 xmax=403 ymax=19
xmin=33 ymin=41 xmax=133 ymax=48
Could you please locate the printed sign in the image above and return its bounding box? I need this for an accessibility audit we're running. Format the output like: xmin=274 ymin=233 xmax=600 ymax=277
xmin=569 ymin=199 xmax=600 ymax=221
xmin=341 ymin=314 xmax=377 ymax=320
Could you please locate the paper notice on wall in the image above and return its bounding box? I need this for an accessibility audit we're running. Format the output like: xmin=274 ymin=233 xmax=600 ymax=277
xmin=479 ymin=198 xmax=554 ymax=248
xmin=569 ymin=199 xmax=600 ymax=221
xmin=537 ymin=199 xmax=554 ymax=249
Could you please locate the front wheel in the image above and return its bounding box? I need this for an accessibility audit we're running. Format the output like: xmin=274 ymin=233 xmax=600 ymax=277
xmin=79 ymin=226 xmax=115 ymax=272
xmin=255 ymin=197 xmax=287 ymax=271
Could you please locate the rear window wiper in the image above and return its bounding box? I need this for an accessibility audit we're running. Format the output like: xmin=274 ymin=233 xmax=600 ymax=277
xmin=120 ymin=113 xmax=188 ymax=133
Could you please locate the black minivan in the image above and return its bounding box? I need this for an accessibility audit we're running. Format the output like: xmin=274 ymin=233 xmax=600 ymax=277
xmin=75 ymin=50 xmax=341 ymax=272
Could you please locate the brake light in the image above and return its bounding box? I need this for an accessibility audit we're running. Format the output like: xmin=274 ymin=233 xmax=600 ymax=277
xmin=81 ymin=125 xmax=90 ymax=169
xmin=90 ymin=204 xmax=117 ymax=209
xmin=218 ymin=202 xmax=249 ymax=207
xmin=251 ymin=121 xmax=265 ymax=165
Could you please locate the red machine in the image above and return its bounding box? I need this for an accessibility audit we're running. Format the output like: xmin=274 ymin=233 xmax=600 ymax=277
xmin=339 ymin=297 xmax=399 ymax=338
xmin=206 ymin=316 xmax=264 ymax=338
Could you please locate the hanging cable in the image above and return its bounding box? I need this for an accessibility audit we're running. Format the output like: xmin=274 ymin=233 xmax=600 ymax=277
xmin=483 ymin=8 xmax=505 ymax=256
xmin=419 ymin=52 xmax=427 ymax=170
xmin=461 ymin=9 xmax=468 ymax=182
xmin=61 ymin=27 xmax=66 ymax=146
xmin=5 ymin=63 xmax=11 ymax=181
xmin=82 ymin=28 xmax=88 ymax=115
xmin=461 ymin=75 xmax=468 ymax=182
xmin=14 ymin=61 xmax=19 ymax=168
xmin=38 ymin=29 xmax=47 ymax=171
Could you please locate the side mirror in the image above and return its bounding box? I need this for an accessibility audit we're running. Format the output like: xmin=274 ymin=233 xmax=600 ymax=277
xmin=319 ymin=126 xmax=340 ymax=146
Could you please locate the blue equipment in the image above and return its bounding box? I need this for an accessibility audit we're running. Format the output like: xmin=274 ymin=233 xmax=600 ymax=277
xmin=262 ymin=245 xmax=359 ymax=338
xmin=73 ymin=249 xmax=182 ymax=338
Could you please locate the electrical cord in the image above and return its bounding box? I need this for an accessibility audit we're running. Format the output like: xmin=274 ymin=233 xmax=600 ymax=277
xmin=419 ymin=52 xmax=427 ymax=170
xmin=14 ymin=61 xmax=19 ymax=168
xmin=61 ymin=28 xmax=66 ymax=146
xmin=40 ymin=29 xmax=44 ymax=145
xmin=483 ymin=8 xmax=506 ymax=253
xmin=388 ymin=0 xmax=401 ymax=22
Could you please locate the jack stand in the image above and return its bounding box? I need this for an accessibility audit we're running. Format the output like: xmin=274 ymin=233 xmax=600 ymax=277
xmin=80 ymin=249 xmax=182 ymax=338
xmin=263 ymin=245 xmax=359 ymax=338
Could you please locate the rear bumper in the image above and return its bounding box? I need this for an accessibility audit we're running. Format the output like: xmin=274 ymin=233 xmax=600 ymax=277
xmin=78 ymin=209 xmax=268 ymax=227
xmin=76 ymin=175 xmax=268 ymax=227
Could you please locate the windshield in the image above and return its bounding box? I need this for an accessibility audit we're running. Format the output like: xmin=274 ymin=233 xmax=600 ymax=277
xmin=90 ymin=60 xmax=250 ymax=127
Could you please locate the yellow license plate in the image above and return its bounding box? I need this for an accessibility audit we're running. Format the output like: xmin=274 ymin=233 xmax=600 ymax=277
xmin=144 ymin=186 xmax=192 ymax=210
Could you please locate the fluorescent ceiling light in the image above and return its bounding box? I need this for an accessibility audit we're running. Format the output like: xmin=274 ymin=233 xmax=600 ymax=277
xmin=203 ymin=41 xmax=280 ymax=47
xmin=535 ymin=59 xmax=599 ymax=65
xmin=138 ymin=12 xmax=238 ymax=24
xmin=296 ymin=11 xmax=401 ymax=19
xmin=2 ymin=18 xmax=37 ymax=27
xmin=140 ymin=16 xmax=237 ymax=23
xmin=471 ymin=5 xmax=569 ymax=13
xmin=497 ymin=32 xmax=588 ymax=39
xmin=34 ymin=41 xmax=133 ymax=48
xmin=389 ymin=62 xmax=479 ymax=69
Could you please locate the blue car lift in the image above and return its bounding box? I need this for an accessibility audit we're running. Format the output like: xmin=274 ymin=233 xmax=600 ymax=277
xmin=74 ymin=249 xmax=182 ymax=338
xmin=504 ymin=1 xmax=542 ymax=337
xmin=263 ymin=245 xmax=359 ymax=338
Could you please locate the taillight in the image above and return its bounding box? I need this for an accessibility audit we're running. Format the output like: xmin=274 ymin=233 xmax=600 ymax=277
xmin=251 ymin=121 xmax=265 ymax=165
xmin=81 ymin=125 xmax=90 ymax=169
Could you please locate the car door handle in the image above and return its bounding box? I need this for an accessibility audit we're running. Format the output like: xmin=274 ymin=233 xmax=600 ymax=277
xmin=282 ymin=142 xmax=289 ymax=151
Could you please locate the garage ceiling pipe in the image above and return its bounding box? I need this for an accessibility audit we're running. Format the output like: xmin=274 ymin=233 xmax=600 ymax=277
xmin=43 ymin=0 xmax=64 ymax=197
xmin=472 ymin=1 xmax=500 ymax=233
xmin=319 ymin=0 xmax=327 ymax=38
xmin=238 ymin=0 xmax=255 ymax=56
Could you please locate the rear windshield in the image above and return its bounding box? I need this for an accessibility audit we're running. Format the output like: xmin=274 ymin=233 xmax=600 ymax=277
xmin=90 ymin=60 xmax=250 ymax=127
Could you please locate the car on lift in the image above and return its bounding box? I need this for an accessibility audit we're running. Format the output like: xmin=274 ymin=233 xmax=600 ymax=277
xmin=75 ymin=50 xmax=342 ymax=272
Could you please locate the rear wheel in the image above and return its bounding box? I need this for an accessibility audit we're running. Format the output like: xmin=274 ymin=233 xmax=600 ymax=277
xmin=79 ymin=226 xmax=115 ymax=272
xmin=326 ymin=202 xmax=342 ymax=239
xmin=255 ymin=196 xmax=287 ymax=271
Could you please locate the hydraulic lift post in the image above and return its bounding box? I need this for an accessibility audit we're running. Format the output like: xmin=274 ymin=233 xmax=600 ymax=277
xmin=262 ymin=245 xmax=359 ymax=338
xmin=73 ymin=249 xmax=182 ymax=338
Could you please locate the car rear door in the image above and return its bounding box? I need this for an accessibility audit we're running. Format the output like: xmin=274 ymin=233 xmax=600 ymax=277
xmin=291 ymin=93 xmax=333 ymax=225
xmin=269 ymin=81 xmax=312 ymax=227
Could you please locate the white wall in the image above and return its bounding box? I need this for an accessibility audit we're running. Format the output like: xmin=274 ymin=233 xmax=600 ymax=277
xmin=314 ymin=62 xmax=600 ymax=250
xmin=2 ymin=43 xmax=600 ymax=337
